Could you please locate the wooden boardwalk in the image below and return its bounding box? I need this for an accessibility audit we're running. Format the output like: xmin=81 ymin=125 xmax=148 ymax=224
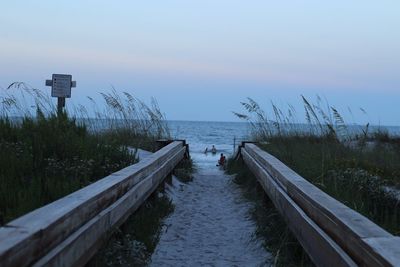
xmin=240 ymin=142 xmax=400 ymax=267
xmin=0 ymin=141 xmax=187 ymax=267
xmin=1 ymin=140 xmax=400 ymax=266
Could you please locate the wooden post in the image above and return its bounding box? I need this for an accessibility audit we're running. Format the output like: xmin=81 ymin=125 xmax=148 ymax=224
xmin=46 ymin=74 xmax=76 ymax=115
xmin=57 ymin=97 xmax=65 ymax=114
xmin=157 ymin=139 xmax=190 ymax=159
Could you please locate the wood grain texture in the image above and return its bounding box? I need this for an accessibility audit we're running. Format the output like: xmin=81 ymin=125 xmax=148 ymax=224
xmin=33 ymin=147 xmax=185 ymax=267
xmin=0 ymin=141 xmax=185 ymax=267
xmin=243 ymin=143 xmax=400 ymax=267
xmin=242 ymin=149 xmax=357 ymax=267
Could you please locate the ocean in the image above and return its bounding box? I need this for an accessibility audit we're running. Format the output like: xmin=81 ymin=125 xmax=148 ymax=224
xmin=168 ymin=120 xmax=250 ymax=158
xmin=167 ymin=120 xmax=400 ymax=158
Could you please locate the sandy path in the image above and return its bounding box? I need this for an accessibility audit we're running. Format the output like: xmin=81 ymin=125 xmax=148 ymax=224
xmin=150 ymin=165 xmax=271 ymax=267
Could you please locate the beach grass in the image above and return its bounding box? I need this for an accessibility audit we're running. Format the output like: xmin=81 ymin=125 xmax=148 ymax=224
xmin=260 ymin=135 xmax=400 ymax=234
xmin=228 ymin=96 xmax=400 ymax=265
xmin=1 ymin=82 xmax=195 ymax=265
xmin=0 ymin=112 xmax=136 ymax=224
xmin=0 ymin=83 xmax=170 ymax=225
xmin=234 ymin=96 xmax=400 ymax=235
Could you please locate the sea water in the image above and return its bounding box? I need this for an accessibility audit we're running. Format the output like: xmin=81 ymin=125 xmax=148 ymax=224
xmin=168 ymin=120 xmax=250 ymax=158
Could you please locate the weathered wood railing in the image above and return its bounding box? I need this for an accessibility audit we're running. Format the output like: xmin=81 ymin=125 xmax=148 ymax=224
xmin=0 ymin=141 xmax=187 ymax=267
xmin=239 ymin=142 xmax=400 ymax=267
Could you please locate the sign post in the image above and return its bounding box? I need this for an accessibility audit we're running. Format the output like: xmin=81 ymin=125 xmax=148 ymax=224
xmin=45 ymin=74 xmax=76 ymax=113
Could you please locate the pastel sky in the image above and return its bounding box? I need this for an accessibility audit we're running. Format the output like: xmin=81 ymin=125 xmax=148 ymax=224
xmin=1 ymin=1 xmax=399 ymax=125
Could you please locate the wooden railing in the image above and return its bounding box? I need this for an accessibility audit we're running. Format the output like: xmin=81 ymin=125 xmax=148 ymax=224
xmin=239 ymin=142 xmax=400 ymax=267
xmin=0 ymin=141 xmax=187 ymax=267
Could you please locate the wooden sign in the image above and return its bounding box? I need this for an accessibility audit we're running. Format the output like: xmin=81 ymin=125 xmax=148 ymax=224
xmin=45 ymin=74 xmax=76 ymax=112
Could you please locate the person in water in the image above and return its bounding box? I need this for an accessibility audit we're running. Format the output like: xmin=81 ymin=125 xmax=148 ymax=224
xmin=217 ymin=153 xmax=226 ymax=166
xmin=204 ymin=147 xmax=208 ymax=154
xmin=211 ymin=145 xmax=217 ymax=154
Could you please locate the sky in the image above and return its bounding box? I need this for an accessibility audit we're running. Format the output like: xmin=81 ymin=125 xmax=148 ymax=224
xmin=1 ymin=1 xmax=399 ymax=125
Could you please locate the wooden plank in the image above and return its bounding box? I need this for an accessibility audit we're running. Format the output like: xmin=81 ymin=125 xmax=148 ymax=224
xmin=243 ymin=143 xmax=400 ymax=266
xmin=0 ymin=141 xmax=184 ymax=267
xmin=362 ymin=237 xmax=400 ymax=266
xmin=33 ymin=147 xmax=186 ymax=267
xmin=242 ymin=149 xmax=357 ymax=267
xmin=286 ymin=180 xmax=394 ymax=266
xmin=243 ymin=143 xmax=303 ymax=190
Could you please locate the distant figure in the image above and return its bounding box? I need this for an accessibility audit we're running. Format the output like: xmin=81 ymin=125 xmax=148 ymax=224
xmin=204 ymin=147 xmax=208 ymax=154
xmin=211 ymin=145 xmax=217 ymax=154
xmin=217 ymin=153 xmax=226 ymax=167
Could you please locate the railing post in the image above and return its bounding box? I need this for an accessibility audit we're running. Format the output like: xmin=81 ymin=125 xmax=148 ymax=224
xmin=157 ymin=139 xmax=190 ymax=159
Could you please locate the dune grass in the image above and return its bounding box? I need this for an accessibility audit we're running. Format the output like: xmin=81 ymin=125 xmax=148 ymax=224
xmin=261 ymin=135 xmax=400 ymax=234
xmin=0 ymin=83 xmax=170 ymax=225
xmin=234 ymin=96 xmax=400 ymax=235
xmin=0 ymin=112 xmax=136 ymax=224
xmin=1 ymin=82 xmax=194 ymax=266
xmin=84 ymin=89 xmax=170 ymax=152
xmin=229 ymin=96 xmax=400 ymax=265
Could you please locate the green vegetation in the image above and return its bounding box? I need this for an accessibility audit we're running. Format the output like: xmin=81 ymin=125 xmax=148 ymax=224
xmin=84 ymin=89 xmax=170 ymax=152
xmin=260 ymin=135 xmax=400 ymax=234
xmin=234 ymin=96 xmax=400 ymax=235
xmin=173 ymin=156 xmax=195 ymax=183
xmin=0 ymin=83 xmax=170 ymax=225
xmin=229 ymin=96 xmax=400 ymax=265
xmin=1 ymin=82 xmax=193 ymax=266
xmin=88 ymin=187 xmax=175 ymax=267
xmin=0 ymin=112 xmax=135 ymax=224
